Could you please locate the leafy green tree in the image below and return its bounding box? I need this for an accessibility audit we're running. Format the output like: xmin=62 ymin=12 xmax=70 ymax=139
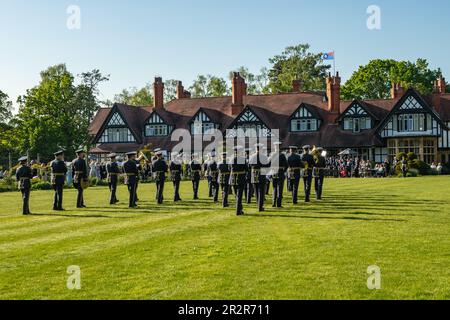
xmin=266 ymin=44 xmax=331 ymax=93
xmin=0 ymin=90 xmax=12 ymax=124
xmin=207 ymin=76 xmax=229 ymax=97
xmin=189 ymin=75 xmax=209 ymax=98
xmin=164 ymin=79 xmax=178 ymax=102
xmin=342 ymin=59 xmax=440 ymax=100
xmin=13 ymin=64 xmax=109 ymax=160
xmin=229 ymin=67 xmax=268 ymax=95
xmin=114 ymin=84 xmax=153 ymax=106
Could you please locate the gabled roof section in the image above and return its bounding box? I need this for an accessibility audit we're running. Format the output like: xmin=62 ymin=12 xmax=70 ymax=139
xmin=376 ymin=88 xmax=446 ymax=133
xmin=289 ymin=103 xmax=324 ymax=120
xmin=338 ymin=100 xmax=379 ymax=121
xmin=92 ymin=104 xmax=145 ymax=144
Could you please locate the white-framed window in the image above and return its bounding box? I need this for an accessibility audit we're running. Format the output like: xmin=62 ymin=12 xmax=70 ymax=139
xmin=291 ymin=119 xmax=318 ymax=132
xmin=144 ymin=112 xmax=170 ymax=137
xmin=100 ymin=128 xmax=135 ymax=143
xmin=343 ymin=117 xmax=372 ymax=132
xmin=397 ymin=114 xmax=426 ymax=132
xmin=190 ymin=111 xmax=219 ymax=135
xmin=145 ymin=124 xmax=168 ymax=136
xmin=290 ymin=107 xmax=320 ymax=132
xmin=227 ymin=109 xmax=272 ymax=138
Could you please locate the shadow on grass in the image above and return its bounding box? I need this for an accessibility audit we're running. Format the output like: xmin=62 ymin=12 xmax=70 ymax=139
xmin=245 ymin=213 xmax=406 ymax=222
xmin=29 ymin=213 xmax=130 ymax=219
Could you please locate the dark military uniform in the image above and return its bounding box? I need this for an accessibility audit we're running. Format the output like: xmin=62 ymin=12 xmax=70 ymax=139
xmin=106 ymin=159 xmax=120 ymax=204
xmin=206 ymin=158 xmax=219 ymax=203
xmin=189 ymin=159 xmax=202 ymax=200
xmin=244 ymin=150 xmax=253 ymax=204
xmin=152 ymin=156 xmax=168 ymax=204
xmin=51 ymin=158 xmax=67 ymax=210
xmin=287 ymin=151 xmax=303 ymax=204
xmin=16 ymin=159 xmax=32 ymax=215
xmin=249 ymin=150 xmax=269 ymax=212
xmin=218 ymin=155 xmax=231 ymax=207
xmin=314 ymin=153 xmax=326 ymax=200
xmin=402 ymin=159 xmax=408 ymax=177
xmin=230 ymin=151 xmax=248 ymax=215
xmin=269 ymin=151 xmax=288 ymax=208
xmin=169 ymin=158 xmax=183 ymax=202
xmin=301 ymin=150 xmax=315 ymax=202
xmin=72 ymin=156 xmax=88 ymax=208
xmin=204 ymin=161 xmax=213 ymax=198
xmin=135 ymin=159 xmax=142 ymax=202
xmin=123 ymin=157 xmax=138 ymax=208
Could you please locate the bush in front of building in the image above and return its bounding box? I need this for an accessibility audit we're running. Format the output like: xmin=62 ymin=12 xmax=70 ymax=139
xmin=395 ymin=152 xmax=431 ymax=176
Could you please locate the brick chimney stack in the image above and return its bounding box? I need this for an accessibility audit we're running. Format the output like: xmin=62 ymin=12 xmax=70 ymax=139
xmin=176 ymin=81 xmax=191 ymax=99
xmin=432 ymin=75 xmax=446 ymax=115
xmin=153 ymin=77 xmax=164 ymax=109
xmin=292 ymin=80 xmax=301 ymax=93
xmin=390 ymin=83 xmax=405 ymax=100
xmin=231 ymin=72 xmax=246 ymax=115
xmin=326 ymin=72 xmax=341 ymax=114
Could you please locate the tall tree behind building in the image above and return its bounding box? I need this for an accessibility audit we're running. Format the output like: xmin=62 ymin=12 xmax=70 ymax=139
xmin=13 ymin=64 xmax=109 ymax=160
xmin=266 ymin=44 xmax=331 ymax=93
xmin=341 ymin=59 xmax=440 ymax=100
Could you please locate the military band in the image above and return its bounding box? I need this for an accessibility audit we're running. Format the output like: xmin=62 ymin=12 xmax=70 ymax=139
xmin=106 ymin=153 xmax=120 ymax=205
xmin=189 ymin=154 xmax=202 ymax=200
xmin=16 ymin=156 xmax=32 ymax=215
xmin=205 ymin=152 xmax=219 ymax=203
xmin=249 ymin=144 xmax=269 ymax=212
xmin=269 ymin=142 xmax=288 ymax=208
xmin=51 ymin=150 xmax=67 ymax=211
xmin=152 ymin=150 xmax=168 ymax=204
xmin=218 ymin=152 xmax=231 ymax=208
xmin=169 ymin=152 xmax=183 ymax=202
xmin=72 ymin=149 xmax=88 ymax=208
xmin=123 ymin=151 xmax=139 ymax=208
xmin=14 ymin=144 xmax=328 ymax=215
xmin=301 ymin=145 xmax=315 ymax=203
xmin=287 ymin=146 xmax=303 ymax=204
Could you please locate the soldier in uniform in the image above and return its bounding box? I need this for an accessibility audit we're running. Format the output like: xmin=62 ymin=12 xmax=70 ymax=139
xmin=218 ymin=152 xmax=231 ymax=207
xmin=169 ymin=152 xmax=183 ymax=202
xmin=205 ymin=152 xmax=219 ymax=203
xmin=230 ymin=146 xmax=248 ymax=216
xmin=16 ymin=156 xmax=32 ymax=215
xmin=204 ymin=154 xmax=213 ymax=198
xmin=244 ymin=148 xmax=253 ymax=204
xmin=269 ymin=142 xmax=288 ymax=208
xmin=51 ymin=150 xmax=67 ymax=211
xmin=152 ymin=150 xmax=168 ymax=204
xmin=287 ymin=146 xmax=303 ymax=204
xmin=106 ymin=153 xmax=120 ymax=205
xmin=301 ymin=145 xmax=315 ymax=203
xmin=189 ymin=153 xmax=202 ymax=200
xmin=401 ymin=157 xmax=408 ymax=177
xmin=72 ymin=149 xmax=88 ymax=208
xmin=313 ymin=147 xmax=327 ymax=200
xmin=123 ymin=152 xmax=139 ymax=208
xmin=249 ymin=144 xmax=270 ymax=212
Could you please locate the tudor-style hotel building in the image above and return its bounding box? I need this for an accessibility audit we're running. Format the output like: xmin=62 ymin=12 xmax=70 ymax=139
xmin=89 ymin=73 xmax=450 ymax=164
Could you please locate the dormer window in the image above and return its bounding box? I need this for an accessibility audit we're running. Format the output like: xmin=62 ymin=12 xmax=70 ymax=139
xmin=341 ymin=103 xmax=373 ymax=133
xmin=290 ymin=107 xmax=321 ymax=132
xmin=227 ymin=109 xmax=272 ymax=138
xmin=99 ymin=112 xmax=136 ymax=143
xmin=145 ymin=112 xmax=171 ymax=137
xmin=190 ymin=111 xmax=219 ymax=135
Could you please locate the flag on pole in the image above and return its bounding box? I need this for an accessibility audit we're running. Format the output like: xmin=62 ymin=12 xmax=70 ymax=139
xmin=322 ymin=52 xmax=335 ymax=60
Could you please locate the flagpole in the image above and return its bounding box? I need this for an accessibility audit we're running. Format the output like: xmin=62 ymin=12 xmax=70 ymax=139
xmin=333 ymin=50 xmax=336 ymax=75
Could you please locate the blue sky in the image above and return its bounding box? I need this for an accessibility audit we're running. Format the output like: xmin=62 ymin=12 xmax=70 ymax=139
xmin=1 ymin=0 xmax=450 ymax=109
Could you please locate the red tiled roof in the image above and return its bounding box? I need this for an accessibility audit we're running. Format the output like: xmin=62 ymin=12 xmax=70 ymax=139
xmin=88 ymin=89 xmax=449 ymax=153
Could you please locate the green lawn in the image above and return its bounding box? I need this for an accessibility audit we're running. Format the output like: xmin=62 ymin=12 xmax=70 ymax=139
xmin=0 ymin=177 xmax=449 ymax=300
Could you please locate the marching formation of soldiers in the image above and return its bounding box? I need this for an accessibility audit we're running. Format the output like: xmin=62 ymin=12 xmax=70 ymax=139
xmin=14 ymin=144 xmax=328 ymax=216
